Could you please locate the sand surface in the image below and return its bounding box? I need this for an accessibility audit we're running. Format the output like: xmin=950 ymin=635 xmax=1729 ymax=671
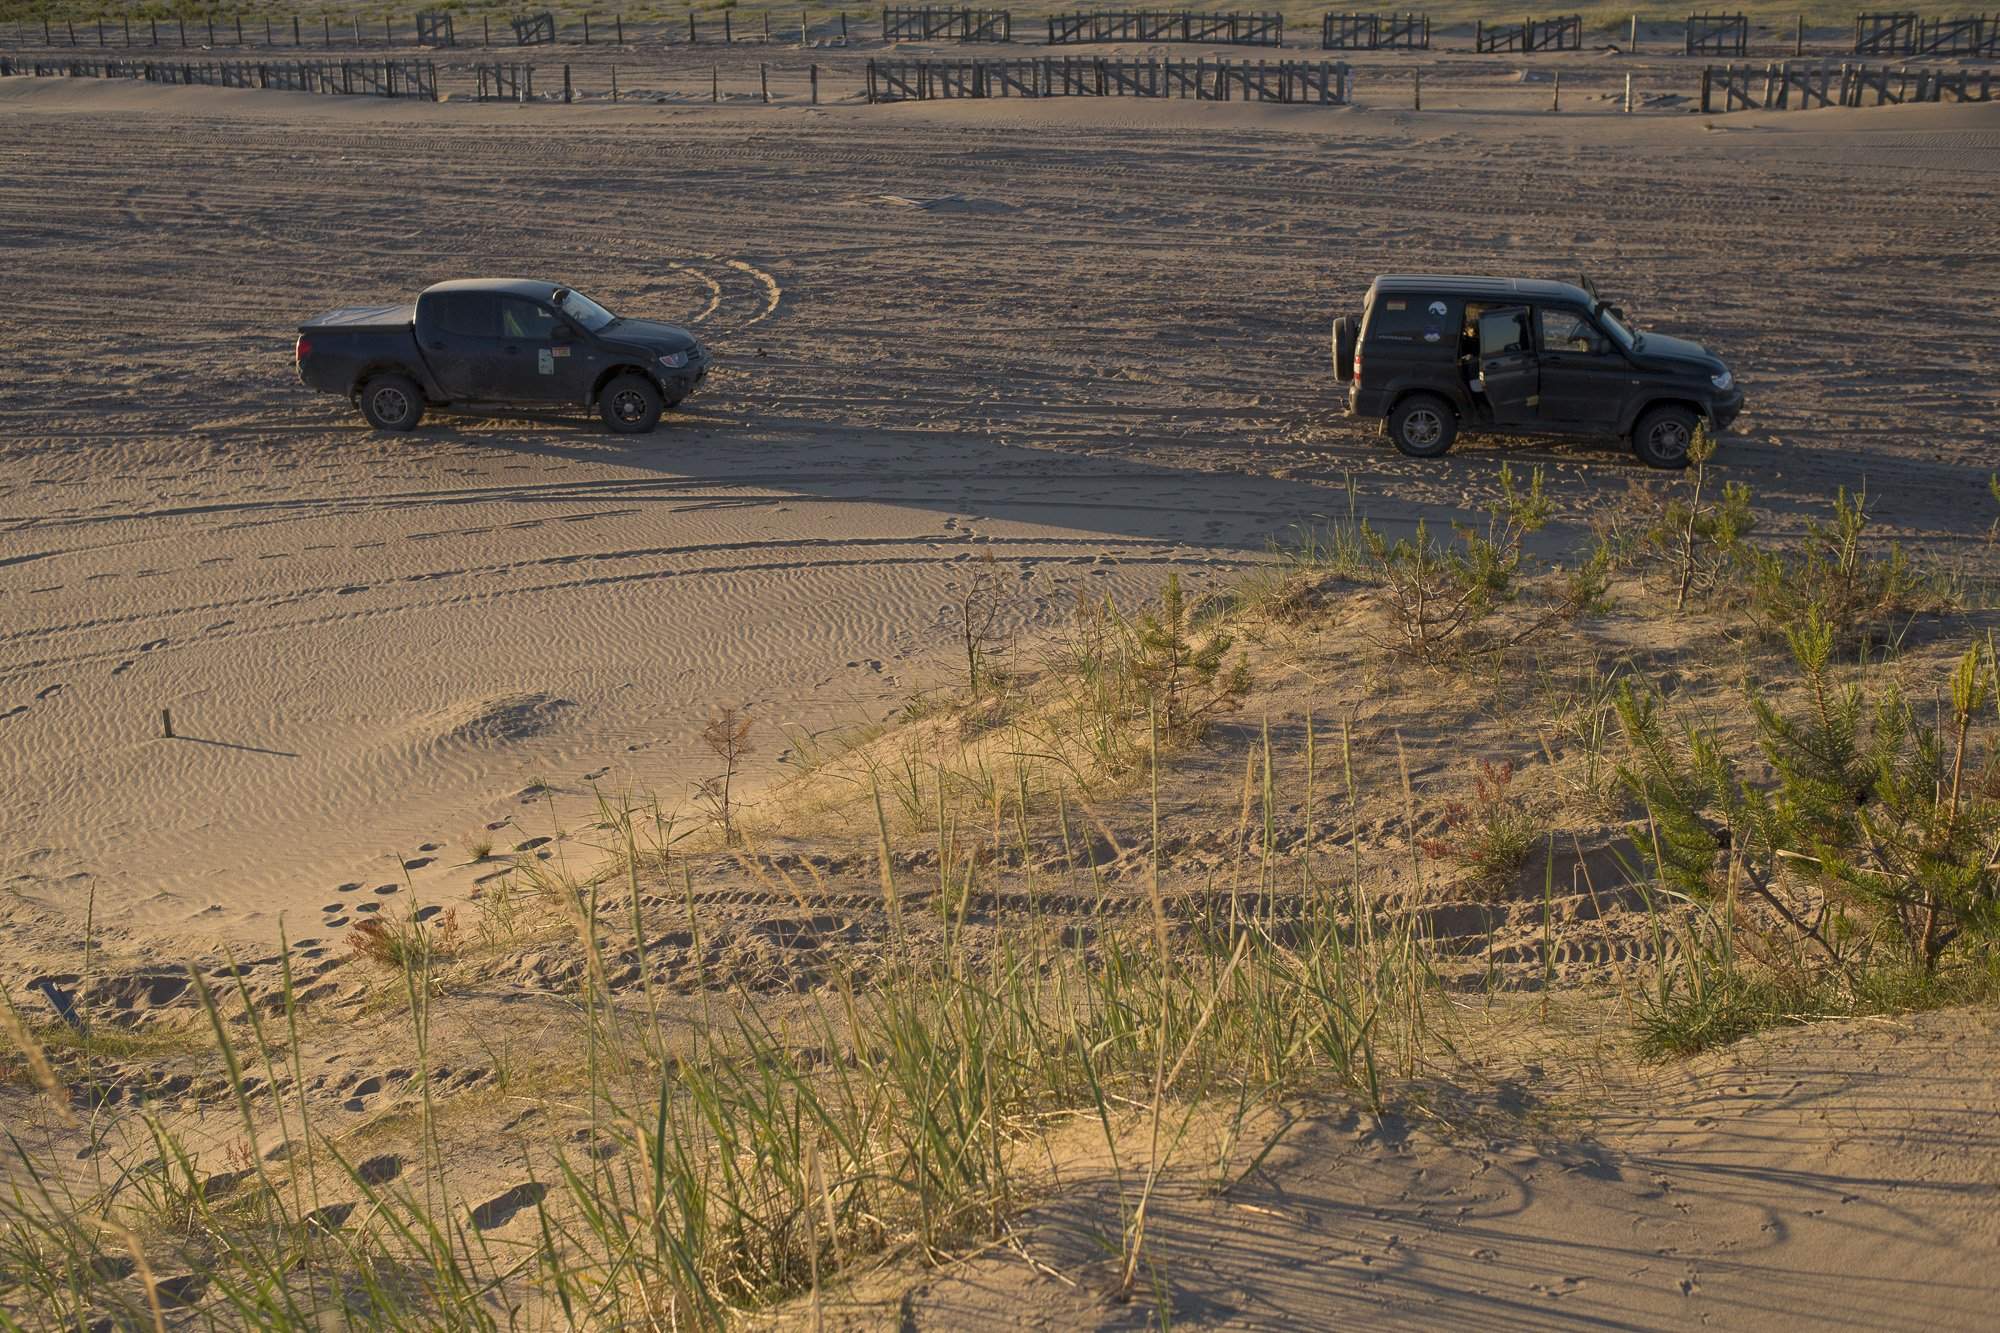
xmin=3 ymin=80 xmax=1997 ymax=951
xmin=1 ymin=74 xmax=1997 ymax=1328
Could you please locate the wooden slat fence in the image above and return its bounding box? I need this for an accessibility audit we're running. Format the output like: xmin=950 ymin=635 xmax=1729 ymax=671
xmin=1916 ymin=14 xmax=1997 ymax=54
xmin=882 ymin=7 xmax=1014 ymax=41
xmin=512 ymin=12 xmax=557 ymax=45
xmin=1045 ymin=11 xmax=1283 ymax=46
xmin=415 ymin=12 xmax=455 ymax=47
xmin=1684 ymin=12 xmax=1748 ymax=54
xmin=866 ymin=55 xmax=1347 ymax=102
xmin=8 ymin=55 xmax=437 ymax=98
xmin=1853 ymin=11 xmax=1919 ymax=52
xmin=474 ymin=62 xmax=536 ymax=99
xmin=1701 ymin=58 xmax=1993 ymax=110
xmin=1321 ymin=12 xmax=1429 ymax=49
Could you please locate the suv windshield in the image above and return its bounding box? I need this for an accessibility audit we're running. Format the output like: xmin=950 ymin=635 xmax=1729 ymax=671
xmin=553 ymin=288 xmax=617 ymax=331
xmin=1596 ymin=304 xmax=1639 ymax=352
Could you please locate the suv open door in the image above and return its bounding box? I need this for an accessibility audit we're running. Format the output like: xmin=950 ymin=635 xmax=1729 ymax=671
xmin=1476 ymin=307 xmax=1538 ymax=425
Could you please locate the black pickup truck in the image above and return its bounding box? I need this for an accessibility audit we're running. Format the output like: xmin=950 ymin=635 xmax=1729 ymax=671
xmin=296 ymin=278 xmax=709 ymax=434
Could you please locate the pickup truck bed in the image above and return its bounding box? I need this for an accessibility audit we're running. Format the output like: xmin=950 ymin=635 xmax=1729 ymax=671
xmin=304 ymin=304 xmax=416 ymax=331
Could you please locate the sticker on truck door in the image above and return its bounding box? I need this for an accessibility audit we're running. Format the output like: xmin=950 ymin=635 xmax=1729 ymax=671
xmin=538 ymin=348 xmax=555 ymax=375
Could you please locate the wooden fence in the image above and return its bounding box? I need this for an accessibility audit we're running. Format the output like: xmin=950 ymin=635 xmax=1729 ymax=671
xmin=1685 ymin=12 xmax=1748 ymax=54
xmin=1045 ymin=11 xmax=1283 ymax=46
xmin=1701 ymin=58 xmax=1993 ymax=110
xmin=414 ymin=12 xmax=455 ymax=47
xmin=1321 ymin=12 xmax=1430 ymax=49
xmin=473 ymin=62 xmax=535 ymax=99
xmin=5 ymin=55 xmax=437 ymax=98
xmin=1917 ymin=14 xmax=1998 ymax=54
xmin=881 ymin=7 xmax=1013 ymax=40
xmin=1853 ymin=11 xmax=1919 ymax=52
xmin=1476 ymin=15 xmax=1582 ymax=52
xmin=866 ymin=55 xmax=1346 ymax=101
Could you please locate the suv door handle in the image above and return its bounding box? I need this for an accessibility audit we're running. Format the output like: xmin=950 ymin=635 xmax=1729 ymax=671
xmin=427 ymin=341 xmax=445 ymax=351
xmin=503 ymin=345 xmax=520 ymax=354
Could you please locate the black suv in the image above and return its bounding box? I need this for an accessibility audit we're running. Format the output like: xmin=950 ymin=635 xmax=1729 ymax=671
xmin=1333 ymin=276 xmax=1742 ymax=468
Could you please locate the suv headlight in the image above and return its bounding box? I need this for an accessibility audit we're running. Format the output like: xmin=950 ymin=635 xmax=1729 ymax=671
xmin=1711 ymin=369 xmax=1733 ymax=391
xmin=659 ymin=351 xmax=690 ymax=369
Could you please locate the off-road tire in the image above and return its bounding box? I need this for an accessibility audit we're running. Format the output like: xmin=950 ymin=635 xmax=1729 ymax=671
xmin=1632 ymin=405 xmax=1699 ymax=470
xmin=1332 ymin=316 xmax=1357 ymax=383
xmin=1387 ymin=394 xmax=1456 ymax=459
xmin=599 ymin=374 xmax=663 ymax=434
xmin=358 ymin=375 xmax=424 ymax=432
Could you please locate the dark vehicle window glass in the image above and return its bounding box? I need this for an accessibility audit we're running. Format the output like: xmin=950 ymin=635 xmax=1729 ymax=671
xmin=500 ymin=297 xmax=559 ymax=341
xmin=1539 ymin=307 xmax=1609 ymax=356
xmin=434 ymin=293 xmax=497 ymax=338
xmin=1366 ymin=295 xmax=1459 ymax=349
xmin=1479 ymin=310 xmax=1530 ymax=358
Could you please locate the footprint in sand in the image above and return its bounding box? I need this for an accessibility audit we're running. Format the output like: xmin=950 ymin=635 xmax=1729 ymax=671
xmin=35 ymin=684 xmax=63 ymax=701
xmin=1 ymin=705 xmax=26 ymax=721
xmin=374 ymin=883 xmax=399 ymax=895
xmin=584 ymin=767 xmax=609 ymax=781
xmin=356 ymin=1154 xmax=402 ymax=1185
xmin=139 ymin=639 xmax=166 ymax=652
xmin=402 ymin=857 xmax=434 ymax=871
xmin=485 ymin=820 xmax=510 ymax=831
xmin=469 ymin=1182 xmax=547 ymax=1231
xmin=354 ymin=903 xmax=380 ymax=915
xmin=112 ymin=660 xmax=134 ymax=676
xmin=418 ymin=842 xmax=439 ymax=852
xmin=513 ymin=837 xmax=549 ymax=852
xmin=336 ymin=882 xmax=362 ymax=893
xmin=326 ymin=916 xmax=348 ymax=928
xmin=414 ymin=905 xmax=443 ymax=922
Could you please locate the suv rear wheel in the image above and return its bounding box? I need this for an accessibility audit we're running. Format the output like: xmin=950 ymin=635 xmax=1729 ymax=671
xmin=359 ymin=375 xmax=424 ymax=432
xmin=1631 ymin=405 xmax=1699 ymax=470
xmin=1387 ymin=394 xmax=1456 ymax=459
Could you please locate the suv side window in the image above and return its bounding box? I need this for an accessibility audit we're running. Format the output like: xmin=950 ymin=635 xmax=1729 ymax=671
xmin=500 ymin=297 xmax=559 ymax=341
xmin=1478 ymin=310 xmax=1531 ymax=358
xmin=1366 ymin=294 xmax=1459 ymax=349
xmin=1538 ymin=307 xmax=1611 ymax=356
xmin=433 ymin=293 xmax=498 ymax=338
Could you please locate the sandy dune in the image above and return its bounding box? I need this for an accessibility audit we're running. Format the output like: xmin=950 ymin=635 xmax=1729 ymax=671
xmin=3 ymin=80 xmax=1997 ymax=952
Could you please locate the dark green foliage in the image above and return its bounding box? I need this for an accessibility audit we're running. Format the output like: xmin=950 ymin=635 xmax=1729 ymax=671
xmin=1131 ymin=573 xmax=1249 ymax=739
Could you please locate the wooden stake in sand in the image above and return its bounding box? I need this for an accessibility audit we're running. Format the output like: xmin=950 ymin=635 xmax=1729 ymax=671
xmin=1795 ymin=13 xmax=1804 ymax=56
xmin=761 ymin=63 xmax=769 ymax=102
xmin=612 ymin=65 xmax=619 ymax=101
xmin=811 ymin=62 xmax=819 ymax=103
xmin=160 ymin=708 xmax=174 ymax=739
xmin=1552 ymin=70 xmax=1561 ymax=111
xmin=1629 ymin=14 xmax=1637 ymax=50
xmin=713 ymin=64 xmax=719 ymax=101
xmin=1412 ymin=69 xmax=1420 ymax=110
xmin=1624 ymin=72 xmax=1634 ymax=112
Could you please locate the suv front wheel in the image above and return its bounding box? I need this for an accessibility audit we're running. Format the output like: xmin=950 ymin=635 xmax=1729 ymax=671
xmin=1387 ymin=394 xmax=1457 ymax=459
xmin=1631 ymin=405 xmax=1699 ymax=470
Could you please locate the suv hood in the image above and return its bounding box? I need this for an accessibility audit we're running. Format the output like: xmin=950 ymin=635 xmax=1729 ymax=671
xmin=602 ymin=319 xmax=700 ymax=354
xmin=1632 ymin=331 xmax=1724 ymax=374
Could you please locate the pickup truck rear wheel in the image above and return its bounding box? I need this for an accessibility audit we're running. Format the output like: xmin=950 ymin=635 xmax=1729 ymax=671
xmin=1387 ymin=394 xmax=1456 ymax=459
xmin=358 ymin=375 xmax=424 ymax=433
xmin=600 ymin=374 xmax=662 ymax=434
xmin=1631 ymin=406 xmax=1698 ymax=470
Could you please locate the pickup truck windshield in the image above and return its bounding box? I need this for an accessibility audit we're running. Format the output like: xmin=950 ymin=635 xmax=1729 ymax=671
xmin=555 ymin=289 xmax=617 ymax=332
xmin=1596 ymin=305 xmax=1638 ymax=352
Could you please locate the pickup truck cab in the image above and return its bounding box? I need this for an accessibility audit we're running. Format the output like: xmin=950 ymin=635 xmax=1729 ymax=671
xmin=296 ymin=278 xmax=709 ymax=434
xmin=1332 ymin=275 xmax=1742 ymax=468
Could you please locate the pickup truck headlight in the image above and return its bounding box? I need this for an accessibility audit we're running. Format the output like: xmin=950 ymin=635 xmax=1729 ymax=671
xmin=658 ymin=351 xmax=690 ymax=370
xmin=1711 ymin=370 xmax=1734 ymax=391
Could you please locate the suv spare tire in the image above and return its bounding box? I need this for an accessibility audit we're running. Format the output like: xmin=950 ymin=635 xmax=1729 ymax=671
xmin=1387 ymin=394 xmax=1456 ymax=459
xmin=1332 ymin=316 xmax=1357 ymax=383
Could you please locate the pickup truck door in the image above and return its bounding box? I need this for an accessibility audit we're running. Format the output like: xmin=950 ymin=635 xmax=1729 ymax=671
xmin=1476 ymin=307 xmax=1539 ymax=426
xmin=416 ymin=292 xmax=497 ymax=400
xmin=496 ymin=297 xmax=598 ymax=404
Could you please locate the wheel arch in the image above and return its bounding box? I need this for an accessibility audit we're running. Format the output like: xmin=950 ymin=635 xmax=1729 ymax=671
xmin=349 ymin=362 xmax=430 ymax=400
xmin=589 ymin=363 xmax=664 ymax=406
xmin=1622 ymin=395 xmax=1710 ymax=438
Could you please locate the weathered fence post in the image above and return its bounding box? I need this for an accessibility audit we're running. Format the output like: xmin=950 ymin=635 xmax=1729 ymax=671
xmin=1552 ymin=69 xmax=1560 ymax=110
xmin=1413 ymin=68 xmax=1420 ymax=109
xmin=1629 ymin=13 xmax=1637 ymax=50
xmin=761 ymin=62 xmax=769 ymax=101
xmin=1699 ymin=64 xmax=1711 ymax=112
xmin=811 ymin=62 xmax=819 ymax=102
xmin=1795 ymin=13 xmax=1803 ymax=57
xmin=725 ymin=13 xmax=732 ymax=42
xmin=713 ymin=63 xmax=718 ymax=99
xmin=611 ymin=65 xmax=618 ymax=100
xmin=690 ymin=13 xmax=698 ymax=44
xmin=617 ymin=15 xmax=625 ymax=45
xmin=841 ymin=11 xmax=849 ymax=42
xmin=1624 ymin=71 xmax=1633 ymax=111
xmin=563 ymin=62 xmax=572 ymax=102
xmin=764 ymin=12 xmax=771 ymax=41
xmin=802 ymin=8 xmax=809 ymax=46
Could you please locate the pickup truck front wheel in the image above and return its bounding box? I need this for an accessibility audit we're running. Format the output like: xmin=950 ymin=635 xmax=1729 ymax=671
xmin=358 ymin=375 xmax=425 ymax=433
xmin=599 ymin=374 xmax=662 ymax=435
